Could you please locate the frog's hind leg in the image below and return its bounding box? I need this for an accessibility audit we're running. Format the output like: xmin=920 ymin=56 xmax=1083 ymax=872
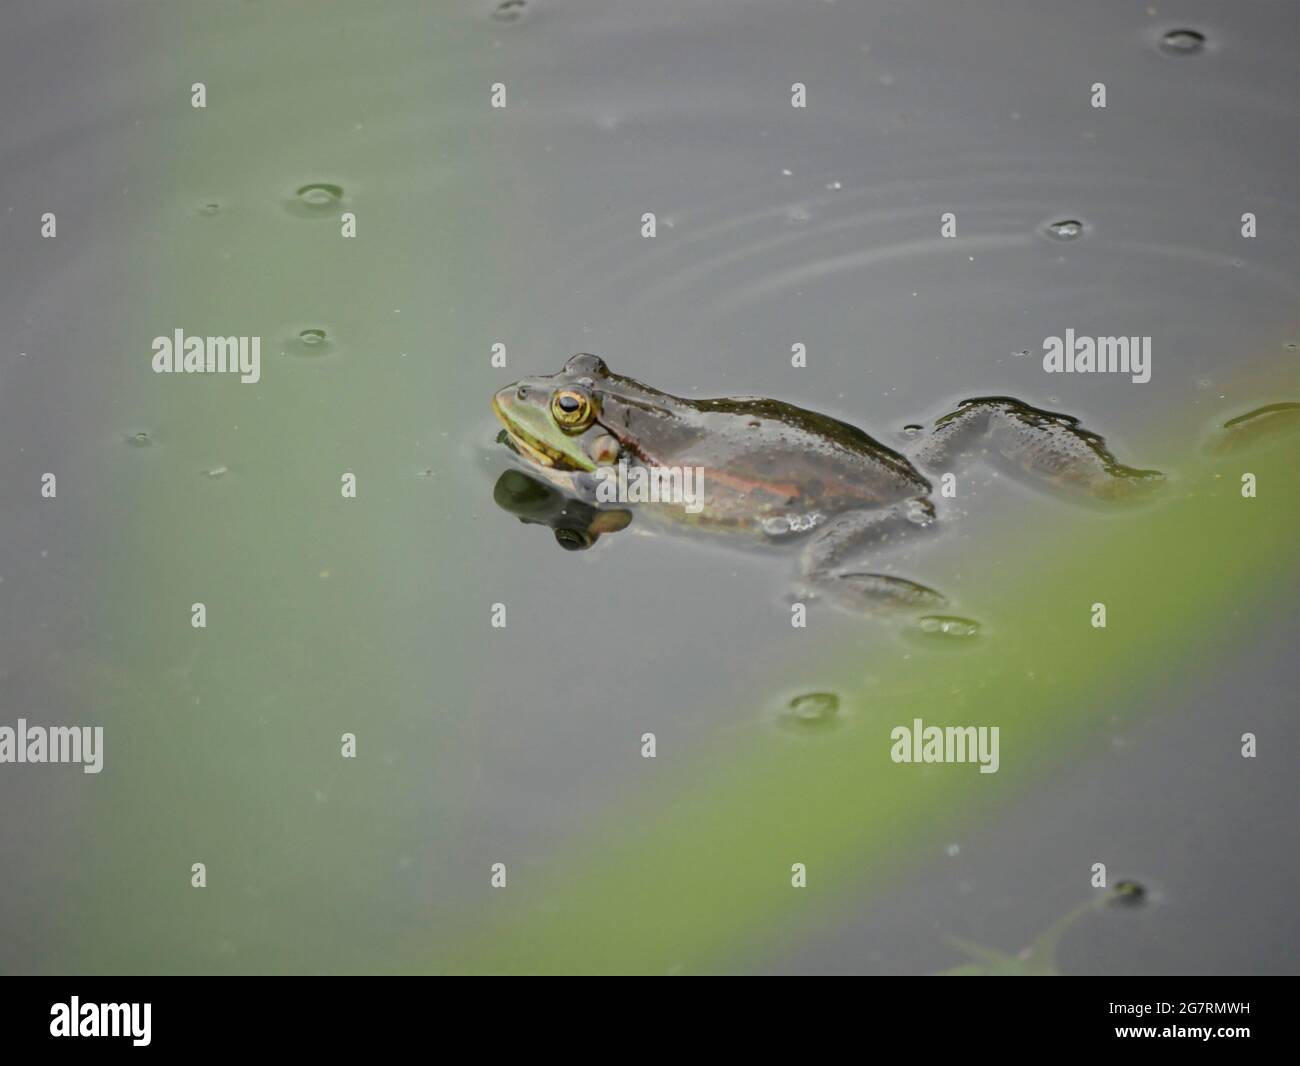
xmin=909 ymin=397 xmax=1163 ymax=502
xmin=799 ymin=500 xmax=947 ymax=614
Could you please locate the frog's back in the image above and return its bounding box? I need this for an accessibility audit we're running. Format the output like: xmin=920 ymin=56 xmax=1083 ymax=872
xmin=637 ymin=396 xmax=930 ymax=523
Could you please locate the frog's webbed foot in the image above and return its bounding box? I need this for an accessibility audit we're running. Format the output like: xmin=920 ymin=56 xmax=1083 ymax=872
xmin=909 ymin=397 xmax=1164 ymax=503
xmin=800 ymin=501 xmax=947 ymax=614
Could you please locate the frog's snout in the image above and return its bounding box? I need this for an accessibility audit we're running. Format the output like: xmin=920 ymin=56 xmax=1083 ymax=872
xmin=488 ymin=382 xmax=527 ymax=428
xmin=491 ymin=384 xmax=513 ymax=425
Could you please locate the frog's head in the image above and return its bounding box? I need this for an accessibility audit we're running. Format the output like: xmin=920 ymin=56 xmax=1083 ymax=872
xmin=492 ymin=353 xmax=625 ymax=472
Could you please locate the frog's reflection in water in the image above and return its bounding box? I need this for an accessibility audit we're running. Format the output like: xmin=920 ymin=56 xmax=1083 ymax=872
xmin=493 ymin=468 xmax=632 ymax=552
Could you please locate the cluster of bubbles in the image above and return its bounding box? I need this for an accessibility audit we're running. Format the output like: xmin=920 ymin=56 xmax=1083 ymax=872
xmin=133 ymin=183 xmax=348 ymax=452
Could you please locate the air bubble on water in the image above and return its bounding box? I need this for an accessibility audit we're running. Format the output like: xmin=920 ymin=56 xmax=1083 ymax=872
xmin=198 ymin=202 xmax=221 ymax=217
xmin=776 ymin=691 xmax=841 ymax=732
xmin=945 ymin=843 xmax=960 ymax=857
xmin=1285 ymin=342 xmax=1297 ymax=352
xmin=492 ymin=0 xmax=527 ymax=21
xmin=203 ymin=465 xmax=228 ymax=478
xmin=902 ymin=423 xmax=923 ymax=434
xmin=825 ymin=180 xmax=843 ymax=191
xmin=905 ymin=499 xmax=936 ymax=527
xmin=288 ymin=183 xmax=345 ymax=216
xmin=288 ymin=328 xmax=332 ymax=357
xmin=788 ymin=691 xmax=838 ymax=720
xmin=912 ymin=615 xmax=982 ymax=641
xmin=1110 ymin=879 xmax=1147 ymax=906
xmin=1158 ymin=29 xmax=1206 ymax=56
xmin=298 ymin=184 xmax=341 ymax=206
xmin=126 ymin=431 xmax=152 ymax=448
xmin=1043 ymin=219 xmax=1084 ymax=241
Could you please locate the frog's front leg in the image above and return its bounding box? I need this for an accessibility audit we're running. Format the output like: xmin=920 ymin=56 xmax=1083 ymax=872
xmin=908 ymin=397 xmax=1163 ymax=502
xmin=799 ymin=500 xmax=946 ymax=613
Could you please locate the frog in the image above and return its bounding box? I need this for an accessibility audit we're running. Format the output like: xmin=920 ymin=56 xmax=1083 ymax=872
xmin=491 ymin=353 xmax=1164 ymax=615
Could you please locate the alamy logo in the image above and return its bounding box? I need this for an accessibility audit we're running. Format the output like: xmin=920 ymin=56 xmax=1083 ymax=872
xmin=1042 ymin=329 xmax=1151 ymax=383
xmin=50 ymin=998 xmax=150 ymax=1046
xmin=0 ymin=720 xmax=103 ymax=773
xmin=593 ymin=460 xmax=705 ymax=514
xmin=890 ymin=718 xmax=999 ymax=773
xmin=151 ymin=328 xmax=261 ymax=383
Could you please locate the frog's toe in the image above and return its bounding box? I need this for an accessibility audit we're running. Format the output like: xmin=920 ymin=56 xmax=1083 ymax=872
xmin=1084 ymin=464 xmax=1165 ymax=502
xmin=1208 ymin=401 xmax=1300 ymax=455
xmin=824 ymin=572 xmax=948 ymax=614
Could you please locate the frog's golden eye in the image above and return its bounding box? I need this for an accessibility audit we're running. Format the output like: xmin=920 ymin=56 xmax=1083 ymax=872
xmin=551 ymin=388 xmax=595 ymax=431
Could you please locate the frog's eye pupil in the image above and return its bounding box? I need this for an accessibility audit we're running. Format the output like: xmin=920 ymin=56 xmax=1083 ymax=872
xmin=558 ymin=394 xmax=580 ymax=413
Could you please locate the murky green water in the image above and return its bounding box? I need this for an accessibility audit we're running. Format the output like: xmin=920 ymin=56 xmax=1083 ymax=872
xmin=1 ymin=0 xmax=1297 ymax=974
